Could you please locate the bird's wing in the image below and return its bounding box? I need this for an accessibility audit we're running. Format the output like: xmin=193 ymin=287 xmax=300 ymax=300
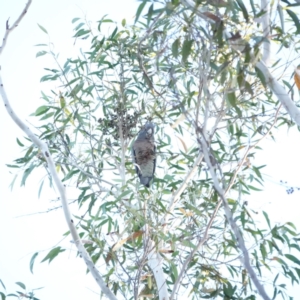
xmin=132 ymin=144 xmax=142 ymax=178
xmin=153 ymin=145 xmax=156 ymax=175
xmin=133 ymin=140 xmax=155 ymax=177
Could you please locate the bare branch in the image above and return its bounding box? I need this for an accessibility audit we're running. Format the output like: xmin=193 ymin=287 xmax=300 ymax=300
xmin=144 ymin=226 xmax=169 ymax=300
xmin=250 ymin=0 xmax=300 ymax=126
xmin=0 ymin=0 xmax=32 ymax=55
xmin=256 ymin=61 xmax=300 ymax=125
xmin=258 ymin=0 xmax=271 ymax=65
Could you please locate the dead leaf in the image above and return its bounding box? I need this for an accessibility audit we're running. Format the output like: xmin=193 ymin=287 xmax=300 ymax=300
xmin=112 ymin=231 xmax=144 ymax=251
xmin=294 ymin=66 xmax=300 ymax=90
xmin=159 ymin=249 xmax=174 ymax=253
xmin=179 ymin=207 xmax=194 ymax=217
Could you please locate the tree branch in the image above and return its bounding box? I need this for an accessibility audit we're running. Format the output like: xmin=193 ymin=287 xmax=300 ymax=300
xmin=197 ymin=132 xmax=271 ymax=300
xmin=0 ymin=0 xmax=32 ymax=55
xmin=255 ymin=65 xmax=300 ymax=126
xmin=0 ymin=3 xmax=117 ymax=300
xmin=258 ymin=0 xmax=271 ymax=65
xmin=254 ymin=0 xmax=300 ymax=125
xmin=144 ymin=226 xmax=169 ymax=300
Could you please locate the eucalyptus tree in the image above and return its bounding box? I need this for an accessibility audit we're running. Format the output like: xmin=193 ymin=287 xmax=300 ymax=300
xmin=2 ymin=0 xmax=300 ymax=299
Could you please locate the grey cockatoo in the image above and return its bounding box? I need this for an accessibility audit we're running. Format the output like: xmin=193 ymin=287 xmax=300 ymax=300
xmin=132 ymin=122 xmax=156 ymax=187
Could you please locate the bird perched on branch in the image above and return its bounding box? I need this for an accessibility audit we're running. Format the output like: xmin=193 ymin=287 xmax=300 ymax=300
xmin=132 ymin=122 xmax=156 ymax=187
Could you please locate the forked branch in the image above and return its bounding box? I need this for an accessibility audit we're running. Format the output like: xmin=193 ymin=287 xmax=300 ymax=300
xmin=0 ymin=0 xmax=32 ymax=55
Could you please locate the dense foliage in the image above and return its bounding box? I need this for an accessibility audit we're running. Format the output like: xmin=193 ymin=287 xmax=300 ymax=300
xmin=5 ymin=0 xmax=300 ymax=299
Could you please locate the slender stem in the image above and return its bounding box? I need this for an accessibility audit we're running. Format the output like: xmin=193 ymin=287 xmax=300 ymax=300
xmin=0 ymin=0 xmax=32 ymax=55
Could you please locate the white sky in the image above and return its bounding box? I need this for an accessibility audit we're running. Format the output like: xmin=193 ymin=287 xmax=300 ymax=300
xmin=1 ymin=1 xmax=300 ymax=299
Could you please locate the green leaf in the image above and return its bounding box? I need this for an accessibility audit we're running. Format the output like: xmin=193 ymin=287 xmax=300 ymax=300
xmin=248 ymin=185 xmax=263 ymax=191
xmin=0 ymin=279 xmax=6 ymax=290
xmin=72 ymin=17 xmax=80 ymax=23
xmin=172 ymin=38 xmax=180 ymax=58
xmin=102 ymin=18 xmax=114 ymax=23
xmin=273 ymin=256 xmax=287 ymax=266
xmin=180 ymin=240 xmax=196 ymax=249
xmin=135 ymin=0 xmax=147 ymax=24
xmin=16 ymin=138 xmax=24 ymax=147
xmin=286 ymin=222 xmax=297 ymax=231
xmin=286 ymin=9 xmax=300 ymax=34
xmin=185 ymin=203 xmax=202 ymax=216
xmin=255 ymin=67 xmax=267 ymax=87
xmin=41 ymin=247 xmax=65 ymax=264
xmin=34 ymin=106 xmax=50 ymax=116
xmin=263 ymin=211 xmax=271 ymax=229
xmin=37 ymin=23 xmax=48 ymax=34
xmin=74 ymin=29 xmax=90 ymax=38
xmin=227 ymin=92 xmax=236 ymax=107
xmin=277 ymin=5 xmax=285 ymax=33
xmin=285 ymin=254 xmax=300 ymax=266
xmin=182 ymin=39 xmax=193 ymax=63
xmin=35 ymin=43 xmax=47 ymax=47
xmin=15 ymin=282 xmax=25 ymax=290
xmin=0 ymin=291 xmax=5 ymax=300
xmin=165 ymin=2 xmax=175 ymax=15
xmin=30 ymin=252 xmax=39 ymax=274
xmin=40 ymin=112 xmax=55 ymax=121
xmin=116 ymin=190 xmax=132 ymax=201
xmin=147 ymin=3 xmax=154 ymax=26
xmin=260 ymin=243 xmax=267 ymax=260
xmin=36 ymin=51 xmax=47 ymax=58
xmin=235 ymin=0 xmax=249 ymax=21
xmin=170 ymin=261 xmax=178 ymax=280
xmin=21 ymin=164 xmax=35 ymax=187
xmin=9 ymin=174 xmax=18 ymax=191
xmin=38 ymin=181 xmax=44 ymax=199
xmin=223 ymin=282 xmax=236 ymax=297
xmin=62 ymin=169 xmax=80 ymax=182
xmin=110 ymin=27 xmax=118 ymax=40
xmin=249 ymin=0 xmax=257 ymax=16
xmin=75 ymin=22 xmax=85 ymax=31
xmin=295 ymin=268 xmax=300 ymax=280
xmin=252 ymin=166 xmax=263 ymax=180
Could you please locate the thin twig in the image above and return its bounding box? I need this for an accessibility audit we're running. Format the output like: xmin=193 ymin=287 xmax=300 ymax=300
xmin=0 ymin=0 xmax=32 ymax=55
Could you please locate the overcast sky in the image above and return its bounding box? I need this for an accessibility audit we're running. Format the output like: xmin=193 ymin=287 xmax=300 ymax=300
xmin=1 ymin=1 xmax=300 ymax=299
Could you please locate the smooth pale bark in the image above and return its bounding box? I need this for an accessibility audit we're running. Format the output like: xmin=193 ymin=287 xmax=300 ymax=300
xmin=146 ymin=238 xmax=169 ymax=300
xmin=255 ymin=0 xmax=300 ymax=126
xmin=0 ymin=2 xmax=117 ymax=299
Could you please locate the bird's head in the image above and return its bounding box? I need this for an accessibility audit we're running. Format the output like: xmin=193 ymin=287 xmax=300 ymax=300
xmin=137 ymin=122 xmax=155 ymax=140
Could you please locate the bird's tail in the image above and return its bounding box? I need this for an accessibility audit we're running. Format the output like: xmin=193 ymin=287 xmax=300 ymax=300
xmin=140 ymin=177 xmax=152 ymax=187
